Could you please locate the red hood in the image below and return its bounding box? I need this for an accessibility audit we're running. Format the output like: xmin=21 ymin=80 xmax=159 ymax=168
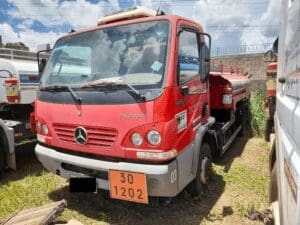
xmin=36 ymin=100 xmax=154 ymax=158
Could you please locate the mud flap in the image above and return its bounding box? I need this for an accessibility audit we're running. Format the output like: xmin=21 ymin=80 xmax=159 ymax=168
xmin=270 ymin=201 xmax=280 ymax=225
xmin=6 ymin=152 xmax=16 ymax=170
xmin=0 ymin=119 xmax=16 ymax=170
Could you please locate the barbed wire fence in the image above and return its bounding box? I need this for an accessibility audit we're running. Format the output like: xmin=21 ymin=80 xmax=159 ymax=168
xmin=211 ymin=43 xmax=273 ymax=57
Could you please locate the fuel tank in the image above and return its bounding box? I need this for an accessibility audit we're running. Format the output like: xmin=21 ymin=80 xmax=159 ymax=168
xmin=209 ymin=65 xmax=251 ymax=111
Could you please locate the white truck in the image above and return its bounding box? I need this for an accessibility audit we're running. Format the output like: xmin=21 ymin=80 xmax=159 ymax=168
xmin=0 ymin=48 xmax=39 ymax=173
xmin=269 ymin=0 xmax=300 ymax=224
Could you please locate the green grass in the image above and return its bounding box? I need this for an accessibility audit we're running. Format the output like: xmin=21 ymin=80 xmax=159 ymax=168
xmin=0 ymin=171 xmax=62 ymax=220
xmin=250 ymin=91 xmax=266 ymax=137
xmin=211 ymin=138 xmax=270 ymax=218
xmin=0 ymin=170 xmax=109 ymax=224
xmin=213 ymin=162 xmax=269 ymax=203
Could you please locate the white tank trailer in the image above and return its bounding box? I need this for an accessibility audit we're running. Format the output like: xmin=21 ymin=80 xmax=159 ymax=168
xmin=0 ymin=50 xmax=39 ymax=173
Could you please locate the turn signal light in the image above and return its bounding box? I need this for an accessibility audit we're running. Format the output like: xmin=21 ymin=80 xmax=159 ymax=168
xmin=136 ymin=149 xmax=177 ymax=160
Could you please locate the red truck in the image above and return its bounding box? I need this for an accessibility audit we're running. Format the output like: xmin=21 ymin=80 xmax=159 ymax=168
xmin=34 ymin=7 xmax=250 ymax=204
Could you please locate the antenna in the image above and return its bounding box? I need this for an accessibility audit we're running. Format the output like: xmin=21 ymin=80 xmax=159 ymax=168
xmin=156 ymin=0 xmax=163 ymax=16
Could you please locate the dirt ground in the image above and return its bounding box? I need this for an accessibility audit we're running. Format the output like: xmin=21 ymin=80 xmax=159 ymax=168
xmin=0 ymin=136 xmax=271 ymax=225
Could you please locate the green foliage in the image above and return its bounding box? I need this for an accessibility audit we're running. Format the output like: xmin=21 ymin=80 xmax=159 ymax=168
xmin=249 ymin=92 xmax=265 ymax=136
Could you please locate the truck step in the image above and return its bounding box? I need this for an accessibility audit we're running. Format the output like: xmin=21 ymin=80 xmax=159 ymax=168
xmin=221 ymin=125 xmax=241 ymax=154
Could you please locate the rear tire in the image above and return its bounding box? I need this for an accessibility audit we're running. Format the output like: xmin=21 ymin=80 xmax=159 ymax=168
xmin=265 ymin=119 xmax=273 ymax=142
xmin=188 ymin=142 xmax=212 ymax=197
xmin=269 ymin=161 xmax=278 ymax=203
xmin=239 ymin=102 xmax=250 ymax=137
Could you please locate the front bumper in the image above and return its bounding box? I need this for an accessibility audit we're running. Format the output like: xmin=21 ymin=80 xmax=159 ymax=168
xmin=35 ymin=144 xmax=179 ymax=197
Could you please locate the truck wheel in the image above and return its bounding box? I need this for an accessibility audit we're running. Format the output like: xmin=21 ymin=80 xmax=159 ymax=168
xmin=239 ymin=103 xmax=250 ymax=137
xmin=269 ymin=161 xmax=278 ymax=203
xmin=188 ymin=142 xmax=212 ymax=197
xmin=265 ymin=119 xmax=272 ymax=142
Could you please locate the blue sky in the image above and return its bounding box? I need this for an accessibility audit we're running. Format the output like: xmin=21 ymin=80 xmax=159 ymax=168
xmin=0 ymin=0 xmax=280 ymax=54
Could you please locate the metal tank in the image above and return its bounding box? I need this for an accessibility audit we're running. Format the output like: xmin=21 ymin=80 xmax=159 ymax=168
xmin=209 ymin=64 xmax=251 ymax=111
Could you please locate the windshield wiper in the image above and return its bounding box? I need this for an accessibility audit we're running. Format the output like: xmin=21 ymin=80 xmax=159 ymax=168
xmin=122 ymin=82 xmax=145 ymax=101
xmin=40 ymin=85 xmax=82 ymax=104
xmin=80 ymin=80 xmax=145 ymax=101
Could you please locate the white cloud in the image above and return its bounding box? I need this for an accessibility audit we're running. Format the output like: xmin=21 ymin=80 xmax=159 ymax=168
xmin=0 ymin=23 xmax=63 ymax=51
xmin=240 ymin=0 xmax=280 ymax=46
xmin=2 ymin=0 xmax=280 ymax=54
xmin=16 ymin=19 xmax=34 ymax=30
xmin=59 ymin=0 xmax=120 ymax=29
xmin=7 ymin=0 xmax=120 ymax=29
xmin=7 ymin=0 xmax=62 ymax=26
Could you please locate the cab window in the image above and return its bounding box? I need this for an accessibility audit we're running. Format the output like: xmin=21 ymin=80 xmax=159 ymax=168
xmin=178 ymin=31 xmax=200 ymax=84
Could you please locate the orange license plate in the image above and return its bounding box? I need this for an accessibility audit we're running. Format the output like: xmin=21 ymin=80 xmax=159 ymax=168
xmin=109 ymin=170 xmax=148 ymax=204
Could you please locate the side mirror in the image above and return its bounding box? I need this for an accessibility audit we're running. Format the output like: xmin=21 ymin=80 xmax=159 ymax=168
xmin=37 ymin=44 xmax=51 ymax=77
xmin=264 ymin=50 xmax=276 ymax=62
xmin=38 ymin=59 xmax=47 ymax=74
xmin=199 ymin=33 xmax=211 ymax=81
xmin=202 ymin=48 xmax=210 ymax=81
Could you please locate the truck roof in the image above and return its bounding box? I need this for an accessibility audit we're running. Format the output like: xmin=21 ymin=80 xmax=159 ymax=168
xmin=58 ymin=13 xmax=204 ymax=42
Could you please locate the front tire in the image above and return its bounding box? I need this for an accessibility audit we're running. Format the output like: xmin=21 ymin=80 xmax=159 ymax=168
xmin=269 ymin=161 xmax=278 ymax=203
xmin=188 ymin=142 xmax=212 ymax=197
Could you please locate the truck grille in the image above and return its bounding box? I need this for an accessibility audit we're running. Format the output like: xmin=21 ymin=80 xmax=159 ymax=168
xmin=53 ymin=123 xmax=117 ymax=148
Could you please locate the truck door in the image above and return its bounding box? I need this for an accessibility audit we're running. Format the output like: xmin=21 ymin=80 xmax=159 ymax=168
xmin=176 ymin=25 xmax=210 ymax=147
xmin=174 ymin=24 xmax=209 ymax=187
xmin=276 ymin=0 xmax=300 ymax=224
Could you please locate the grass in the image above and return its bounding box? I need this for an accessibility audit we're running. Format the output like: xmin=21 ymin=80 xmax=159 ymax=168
xmin=0 ymin=137 xmax=271 ymax=225
xmin=207 ymin=137 xmax=271 ymax=221
xmin=0 ymin=171 xmax=62 ymax=220
xmin=213 ymin=162 xmax=269 ymax=204
xmin=249 ymin=91 xmax=266 ymax=137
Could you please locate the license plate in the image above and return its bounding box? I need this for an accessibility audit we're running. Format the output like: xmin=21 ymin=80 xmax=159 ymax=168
xmin=69 ymin=177 xmax=96 ymax=193
xmin=109 ymin=170 xmax=148 ymax=204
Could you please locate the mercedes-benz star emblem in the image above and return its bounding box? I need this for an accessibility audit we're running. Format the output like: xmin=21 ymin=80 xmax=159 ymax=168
xmin=74 ymin=127 xmax=88 ymax=145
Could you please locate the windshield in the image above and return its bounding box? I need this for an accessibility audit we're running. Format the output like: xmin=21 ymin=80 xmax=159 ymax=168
xmin=40 ymin=20 xmax=170 ymax=90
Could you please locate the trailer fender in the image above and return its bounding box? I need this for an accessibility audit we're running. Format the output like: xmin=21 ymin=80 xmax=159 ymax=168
xmin=0 ymin=119 xmax=16 ymax=170
xmin=191 ymin=117 xmax=215 ymax=176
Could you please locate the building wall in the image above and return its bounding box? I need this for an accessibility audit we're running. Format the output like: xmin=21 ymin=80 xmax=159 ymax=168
xmin=211 ymin=53 xmax=270 ymax=92
xmin=212 ymin=53 xmax=269 ymax=80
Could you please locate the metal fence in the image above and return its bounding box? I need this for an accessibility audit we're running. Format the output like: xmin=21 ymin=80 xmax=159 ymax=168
xmin=0 ymin=48 xmax=37 ymax=61
xmin=211 ymin=43 xmax=273 ymax=56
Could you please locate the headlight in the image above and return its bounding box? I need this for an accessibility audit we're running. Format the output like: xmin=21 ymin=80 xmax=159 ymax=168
xmin=147 ymin=130 xmax=161 ymax=145
xmin=41 ymin=124 xmax=49 ymax=135
xmin=131 ymin=133 xmax=143 ymax=146
xmin=36 ymin=121 xmax=42 ymax=132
